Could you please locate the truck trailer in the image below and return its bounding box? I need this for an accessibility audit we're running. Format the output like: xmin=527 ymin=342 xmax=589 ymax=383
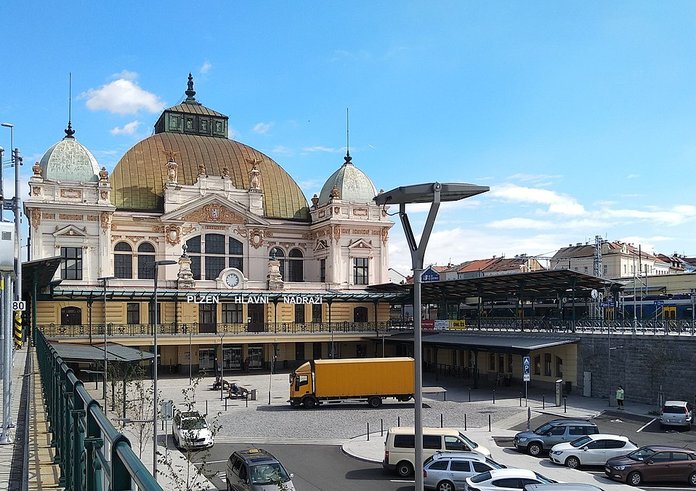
xmin=289 ymin=357 xmax=415 ymax=408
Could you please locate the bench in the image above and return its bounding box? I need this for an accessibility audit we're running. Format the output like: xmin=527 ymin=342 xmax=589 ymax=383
xmin=422 ymin=386 xmax=447 ymax=401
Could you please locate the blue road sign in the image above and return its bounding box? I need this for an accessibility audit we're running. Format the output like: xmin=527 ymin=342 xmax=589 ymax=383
xmin=523 ymin=355 xmax=531 ymax=382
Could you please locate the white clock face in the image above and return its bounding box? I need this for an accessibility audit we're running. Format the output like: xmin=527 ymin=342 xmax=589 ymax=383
xmin=225 ymin=272 xmax=240 ymax=288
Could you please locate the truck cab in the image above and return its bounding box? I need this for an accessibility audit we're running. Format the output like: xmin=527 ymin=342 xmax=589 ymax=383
xmin=289 ymin=362 xmax=313 ymax=408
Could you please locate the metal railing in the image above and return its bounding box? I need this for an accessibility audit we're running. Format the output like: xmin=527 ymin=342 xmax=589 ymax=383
xmin=39 ymin=320 xmax=399 ymax=338
xmin=35 ymin=328 xmax=162 ymax=490
xmin=450 ymin=318 xmax=696 ymax=335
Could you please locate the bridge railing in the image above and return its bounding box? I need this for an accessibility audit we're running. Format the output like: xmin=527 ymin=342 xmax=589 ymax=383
xmin=35 ymin=328 xmax=162 ymax=491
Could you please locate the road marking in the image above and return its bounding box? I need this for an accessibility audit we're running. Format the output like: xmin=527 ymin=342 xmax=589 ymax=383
xmin=390 ymin=479 xmax=414 ymax=483
xmin=636 ymin=417 xmax=656 ymax=432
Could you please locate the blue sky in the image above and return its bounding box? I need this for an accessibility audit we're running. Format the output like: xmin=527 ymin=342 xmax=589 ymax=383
xmin=2 ymin=1 xmax=696 ymax=276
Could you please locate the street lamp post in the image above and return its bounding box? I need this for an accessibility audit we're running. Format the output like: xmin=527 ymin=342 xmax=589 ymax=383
xmin=152 ymin=259 xmax=176 ymax=481
xmin=374 ymin=182 xmax=488 ymax=490
xmin=98 ymin=276 xmax=114 ymax=411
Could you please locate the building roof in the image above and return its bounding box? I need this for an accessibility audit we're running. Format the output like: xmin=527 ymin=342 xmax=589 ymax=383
xmin=39 ymin=125 xmax=100 ymax=182
xmin=388 ymin=331 xmax=580 ymax=354
xmin=318 ymin=153 xmax=377 ymax=205
xmin=50 ymin=342 xmax=154 ymax=363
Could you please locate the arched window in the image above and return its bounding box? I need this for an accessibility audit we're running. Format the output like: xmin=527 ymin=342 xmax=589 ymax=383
xmin=288 ymin=248 xmax=304 ymax=282
xmin=61 ymin=306 xmax=82 ymax=326
xmin=114 ymin=242 xmax=133 ymax=278
xmin=137 ymin=242 xmax=156 ymax=279
xmin=185 ymin=234 xmax=245 ymax=280
xmin=269 ymin=247 xmax=285 ymax=279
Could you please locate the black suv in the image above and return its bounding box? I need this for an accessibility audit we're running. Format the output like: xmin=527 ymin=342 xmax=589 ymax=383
xmin=226 ymin=448 xmax=295 ymax=490
xmin=513 ymin=419 xmax=599 ymax=456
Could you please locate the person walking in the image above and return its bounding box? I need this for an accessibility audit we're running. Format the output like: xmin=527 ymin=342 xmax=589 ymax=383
xmin=616 ymin=385 xmax=625 ymax=409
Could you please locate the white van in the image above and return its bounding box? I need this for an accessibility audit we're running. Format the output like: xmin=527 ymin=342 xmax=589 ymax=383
xmin=382 ymin=426 xmax=491 ymax=477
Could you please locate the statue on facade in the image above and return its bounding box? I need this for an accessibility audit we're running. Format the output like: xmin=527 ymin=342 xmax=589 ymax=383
xmin=177 ymin=244 xmax=195 ymax=289
xmin=267 ymin=252 xmax=284 ymax=290
xmin=167 ymin=158 xmax=178 ymax=183
xmin=99 ymin=167 xmax=109 ymax=183
xmin=248 ymin=159 xmax=261 ymax=191
xmin=32 ymin=161 xmax=42 ymax=176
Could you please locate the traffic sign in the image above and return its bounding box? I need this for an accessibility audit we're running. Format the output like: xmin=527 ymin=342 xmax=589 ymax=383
xmin=12 ymin=300 xmax=26 ymax=311
xmin=523 ymin=355 xmax=531 ymax=382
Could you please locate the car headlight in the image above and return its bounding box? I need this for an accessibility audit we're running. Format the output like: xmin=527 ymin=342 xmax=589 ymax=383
xmin=517 ymin=437 xmax=527 ymax=442
xmin=550 ymin=451 xmax=561 ymax=456
xmin=613 ymin=465 xmax=626 ymax=471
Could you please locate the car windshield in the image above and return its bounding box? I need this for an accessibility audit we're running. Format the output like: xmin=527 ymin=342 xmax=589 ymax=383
xmin=423 ymin=455 xmax=436 ymax=466
xmin=627 ymin=447 xmax=656 ymax=461
xmin=533 ymin=422 xmax=555 ymax=434
xmin=570 ymin=436 xmax=593 ymax=448
xmin=470 ymin=471 xmax=491 ymax=483
xmin=181 ymin=417 xmax=207 ymax=430
xmin=458 ymin=433 xmax=478 ymax=448
xmin=534 ymin=472 xmax=556 ymax=484
xmin=250 ymin=462 xmax=291 ymax=485
xmin=486 ymin=457 xmax=505 ymax=469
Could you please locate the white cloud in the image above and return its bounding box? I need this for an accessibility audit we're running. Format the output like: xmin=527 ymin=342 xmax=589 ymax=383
xmin=302 ymin=145 xmax=340 ymax=153
xmin=488 ymin=218 xmax=551 ymax=230
xmin=200 ymin=61 xmax=212 ymax=74
xmin=490 ymin=183 xmax=585 ymax=216
xmin=82 ymin=76 xmax=165 ymax=115
xmin=271 ymin=145 xmax=293 ymax=156
xmin=110 ymin=70 xmax=138 ymax=81
xmin=602 ymin=205 xmax=696 ymax=226
xmin=110 ymin=121 xmax=141 ymax=135
xmin=252 ymin=122 xmax=273 ymax=134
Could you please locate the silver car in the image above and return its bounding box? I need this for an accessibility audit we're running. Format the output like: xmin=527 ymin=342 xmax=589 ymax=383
xmin=423 ymin=452 xmax=504 ymax=491
xmin=660 ymin=400 xmax=692 ymax=429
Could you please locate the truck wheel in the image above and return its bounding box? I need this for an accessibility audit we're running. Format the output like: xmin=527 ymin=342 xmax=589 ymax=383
xmin=368 ymin=396 xmax=382 ymax=408
xmin=302 ymin=397 xmax=317 ymax=409
xmin=397 ymin=395 xmax=412 ymax=402
xmin=396 ymin=460 xmax=413 ymax=477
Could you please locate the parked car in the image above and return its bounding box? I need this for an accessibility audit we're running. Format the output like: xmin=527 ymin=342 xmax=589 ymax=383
xmin=604 ymin=445 xmax=696 ymax=486
xmin=171 ymin=410 xmax=214 ymax=450
xmin=423 ymin=451 xmax=505 ymax=491
xmin=464 ymin=468 xmax=556 ymax=491
xmin=659 ymin=400 xmax=692 ymax=429
xmin=226 ymin=447 xmax=296 ymax=491
xmin=513 ymin=419 xmax=599 ymax=456
xmin=524 ymin=484 xmax=605 ymax=491
xmin=383 ymin=426 xmax=491 ymax=477
xmin=549 ymin=434 xmax=638 ymax=468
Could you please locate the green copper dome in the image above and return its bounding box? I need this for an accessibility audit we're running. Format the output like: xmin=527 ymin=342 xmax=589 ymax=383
xmin=39 ymin=124 xmax=100 ymax=182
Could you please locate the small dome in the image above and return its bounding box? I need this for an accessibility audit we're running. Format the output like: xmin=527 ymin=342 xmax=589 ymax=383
xmin=318 ymin=153 xmax=377 ymax=205
xmin=39 ymin=125 xmax=100 ymax=182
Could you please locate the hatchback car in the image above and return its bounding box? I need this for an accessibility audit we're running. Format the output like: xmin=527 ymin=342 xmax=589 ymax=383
xmin=226 ymin=447 xmax=295 ymax=491
xmin=171 ymin=410 xmax=214 ymax=450
xmin=660 ymin=400 xmax=692 ymax=429
xmin=604 ymin=445 xmax=696 ymax=486
xmin=465 ymin=468 xmax=556 ymax=491
xmin=549 ymin=434 xmax=638 ymax=468
xmin=423 ymin=451 xmax=505 ymax=491
xmin=513 ymin=419 xmax=599 ymax=456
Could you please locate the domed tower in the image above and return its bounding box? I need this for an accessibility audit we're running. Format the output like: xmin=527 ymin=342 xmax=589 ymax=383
xmin=25 ymin=120 xmax=115 ymax=278
xmin=310 ymin=150 xmax=392 ymax=287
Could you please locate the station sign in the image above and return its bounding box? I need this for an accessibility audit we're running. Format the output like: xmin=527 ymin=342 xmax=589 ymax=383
xmin=186 ymin=294 xmax=323 ymax=304
xmin=421 ymin=267 xmax=440 ymax=282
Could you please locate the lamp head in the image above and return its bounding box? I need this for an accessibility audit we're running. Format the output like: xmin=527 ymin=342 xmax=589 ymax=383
xmin=1 ymin=123 xmax=13 ymax=128
xmin=374 ymin=182 xmax=489 ymax=205
xmin=155 ymin=259 xmax=177 ymax=267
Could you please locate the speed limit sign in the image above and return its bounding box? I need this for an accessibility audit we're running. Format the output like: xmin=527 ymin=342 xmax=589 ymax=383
xmin=12 ymin=300 xmax=26 ymax=311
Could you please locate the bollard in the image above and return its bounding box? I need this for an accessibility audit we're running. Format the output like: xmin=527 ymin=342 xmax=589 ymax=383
xmin=268 ymin=390 xmax=271 ymax=405
xmin=468 ymin=389 xmax=471 ymax=402
xmin=527 ymin=407 xmax=531 ymax=430
xmin=440 ymin=414 xmax=443 ymax=428
xmin=520 ymin=393 xmax=522 ymax=407
xmin=488 ymin=414 xmax=491 ymax=432
xmin=381 ymin=419 xmax=384 ymax=436
xmin=367 ymin=422 xmax=370 ymax=441
xmin=493 ymin=389 xmax=496 ymax=404
xmin=225 ymin=398 xmax=228 ymax=411
xmin=397 ymin=416 xmax=400 ymax=427
xmin=542 ymin=395 xmax=545 ymax=410
xmin=564 ymin=396 xmax=567 ymax=413
xmin=464 ymin=414 xmax=467 ymax=431
xmin=245 ymin=393 xmax=249 ymax=408
xmin=206 ymin=400 xmax=209 ymax=415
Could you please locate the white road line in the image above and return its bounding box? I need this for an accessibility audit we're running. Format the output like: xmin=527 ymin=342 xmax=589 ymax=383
xmin=636 ymin=417 xmax=656 ymax=432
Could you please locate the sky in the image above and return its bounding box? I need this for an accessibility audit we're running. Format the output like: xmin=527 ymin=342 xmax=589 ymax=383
xmin=2 ymin=1 xmax=696 ymax=277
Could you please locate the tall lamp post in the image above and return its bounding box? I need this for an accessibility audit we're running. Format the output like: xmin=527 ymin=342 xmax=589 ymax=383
xmin=98 ymin=276 xmax=114 ymax=411
xmin=152 ymin=259 xmax=176 ymax=481
xmin=374 ymin=182 xmax=488 ymax=490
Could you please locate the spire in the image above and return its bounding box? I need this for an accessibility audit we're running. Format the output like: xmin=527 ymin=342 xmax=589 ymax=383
xmin=344 ymin=107 xmax=352 ymax=165
xmin=184 ymin=72 xmax=197 ymax=102
xmin=65 ymin=72 xmax=75 ymax=138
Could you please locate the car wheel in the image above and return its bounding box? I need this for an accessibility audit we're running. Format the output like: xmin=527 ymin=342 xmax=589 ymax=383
xmin=565 ymin=456 xmax=580 ymax=469
xmin=437 ymin=480 xmax=455 ymax=491
xmin=303 ymin=397 xmax=316 ymax=409
xmin=528 ymin=442 xmax=542 ymax=456
xmin=396 ymin=460 xmax=413 ymax=477
xmin=688 ymin=471 xmax=696 ymax=486
xmin=627 ymin=471 xmax=642 ymax=486
xmin=368 ymin=396 xmax=382 ymax=408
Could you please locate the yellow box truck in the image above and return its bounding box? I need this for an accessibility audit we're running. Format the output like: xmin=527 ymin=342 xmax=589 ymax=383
xmin=289 ymin=357 xmax=415 ymax=408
